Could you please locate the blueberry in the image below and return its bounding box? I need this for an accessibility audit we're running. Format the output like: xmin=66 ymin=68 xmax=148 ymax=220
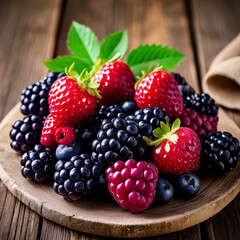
xmin=176 ymin=173 xmax=200 ymax=199
xmin=155 ymin=178 xmax=174 ymax=204
xmin=121 ymin=101 xmax=138 ymax=114
xmin=55 ymin=141 xmax=81 ymax=161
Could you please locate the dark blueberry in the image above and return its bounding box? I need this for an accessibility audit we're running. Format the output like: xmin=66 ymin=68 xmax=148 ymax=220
xmin=176 ymin=173 xmax=200 ymax=199
xmin=55 ymin=141 xmax=81 ymax=161
xmin=155 ymin=178 xmax=174 ymax=204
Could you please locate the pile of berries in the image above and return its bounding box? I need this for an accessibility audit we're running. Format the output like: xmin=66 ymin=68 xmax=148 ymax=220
xmin=9 ymin=24 xmax=239 ymax=213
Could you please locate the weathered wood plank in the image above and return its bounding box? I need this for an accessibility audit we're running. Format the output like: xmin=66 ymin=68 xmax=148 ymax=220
xmin=0 ymin=0 xmax=62 ymax=121
xmin=191 ymin=0 xmax=240 ymax=239
xmin=0 ymin=180 xmax=40 ymax=240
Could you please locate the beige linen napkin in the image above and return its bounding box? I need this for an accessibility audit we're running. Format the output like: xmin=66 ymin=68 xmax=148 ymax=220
xmin=203 ymin=33 xmax=240 ymax=110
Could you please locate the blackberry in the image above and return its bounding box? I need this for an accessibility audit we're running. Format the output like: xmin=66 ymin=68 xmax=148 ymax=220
xmin=201 ymin=131 xmax=239 ymax=173
xmin=75 ymin=101 xmax=138 ymax=153
xmin=127 ymin=107 xmax=170 ymax=138
xmin=53 ymin=153 xmax=105 ymax=200
xmin=184 ymin=93 xmax=218 ymax=117
xmin=20 ymin=71 xmax=58 ymax=117
xmin=171 ymin=72 xmax=195 ymax=98
xmin=92 ymin=114 xmax=147 ymax=167
xmin=10 ymin=115 xmax=43 ymax=153
xmin=21 ymin=144 xmax=55 ymax=181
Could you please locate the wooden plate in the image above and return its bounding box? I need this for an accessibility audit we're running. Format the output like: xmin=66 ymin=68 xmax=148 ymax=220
xmin=0 ymin=103 xmax=240 ymax=238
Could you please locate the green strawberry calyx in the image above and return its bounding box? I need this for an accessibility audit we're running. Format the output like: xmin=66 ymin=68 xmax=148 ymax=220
xmin=134 ymin=64 xmax=163 ymax=89
xmin=65 ymin=63 xmax=102 ymax=99
xmin=65 ymin=52 xmax=121 ymax=99
xmin=143 ymin=118 xmax=181 ymax=147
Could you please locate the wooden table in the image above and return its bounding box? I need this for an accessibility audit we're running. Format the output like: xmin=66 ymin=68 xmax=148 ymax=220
xmin=1 ymin=0 xmax=240 ymax=239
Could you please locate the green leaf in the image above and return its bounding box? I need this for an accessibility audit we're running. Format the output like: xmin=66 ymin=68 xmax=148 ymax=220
xmin=67 ymin=21 xmax=100 ymax=66
xmin=126 ymin=44 xmax=186 ymax=78
xmin=99 ymin=31 xmax=128 ymax=61
xmin=44 ymin=55 xmax=92 ymax=73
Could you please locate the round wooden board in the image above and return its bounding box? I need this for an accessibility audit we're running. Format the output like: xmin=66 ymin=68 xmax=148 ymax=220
xmin=0 ymin=104 xmax=240 ymax=238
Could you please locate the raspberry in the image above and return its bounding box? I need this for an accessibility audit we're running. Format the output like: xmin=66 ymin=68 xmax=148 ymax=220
xmin=21 ymin=144 xmax=55 ymax=181
xmin=201 ymin=131 xmax=239 ymax=173
xmin=10 ymin=115 xmax=43 ymax=153
xmin=180 ymin=108 xmax=218 ymax=137
xmin=105 ymin=159 xmax=158 ymax=212
xmin=53 ymin=153 xmax=105 ymax=200
xmin=55 ymin=126 xmax=76 ymax=145
xmin=20 ymin=72 xmax=58 ymax=117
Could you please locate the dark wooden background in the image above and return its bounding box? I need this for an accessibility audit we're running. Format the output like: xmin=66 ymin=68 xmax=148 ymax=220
xmin=0 ymin=0 xmax=240 ymax=239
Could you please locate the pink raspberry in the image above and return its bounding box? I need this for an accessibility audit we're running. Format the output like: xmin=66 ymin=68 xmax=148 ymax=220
xmin=55 ymin=126 xmax=76 ymax=145
xmin=105 ymin=159 xmax=158 ymax=213
xmin=179 ymin=108 xmax=218 ymax=137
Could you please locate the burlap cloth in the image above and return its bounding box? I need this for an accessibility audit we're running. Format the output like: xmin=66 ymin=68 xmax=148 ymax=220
xmin=203 ymin=33 xmax=240 ymax=110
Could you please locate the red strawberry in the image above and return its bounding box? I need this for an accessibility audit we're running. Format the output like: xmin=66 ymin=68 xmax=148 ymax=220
xmin=105 ymin=159 xmax=158 ymax=213
xmin=144 ymin=119 xmax=201 ymax=176
xmin=41 ymin=114 xmax=64 ymax=148
xmin=48 ymin=76 xmax=98 ymax=126
xmin=135 ymin=70 xmax=183 ymax=118
xmin=94 ymin=61 xmax=135 ymax=105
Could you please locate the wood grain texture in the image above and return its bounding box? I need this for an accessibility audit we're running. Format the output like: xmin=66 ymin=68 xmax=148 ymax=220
xmin=0 ymin=0 xmax=62 ymax=121
xmin=0 ymin=180 xmax=40 ymax=240
xmin=0 ymin=105 xmax=239 ymax=238
xmin=191 ymin=0 xmax=240 ymax=239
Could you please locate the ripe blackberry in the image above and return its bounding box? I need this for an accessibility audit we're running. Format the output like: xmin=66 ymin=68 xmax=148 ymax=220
xmin=10 ymin=115 xmax=43 ymax=153
xmin=171 ymin=72 xmax=195 ymax=98
xmin=75 ymin=101 xmax=138 ymax=153
xmin=201 ymin=131 xmax=239 ymax=174
xmin=92 ymin=114 xmax=147 ymax=167
xmin=20 ymin=71 xmax=58 ymax=117
xmin=180 ymin=108 xmax=218 ymax=137
xmin=21 ymin=144 xmax=55 ymax=181
xmin=184 ymin=93 xmax=218 ymax=117
xmin=53 ymin=153 xmax=105 ymax=200
xmin=127 ymin=107 xmax=170 ymax=138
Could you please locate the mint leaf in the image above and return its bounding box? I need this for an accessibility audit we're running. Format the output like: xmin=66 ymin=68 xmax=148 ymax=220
xmin=99 ymin=31 xmax=128 ymax=61
xmin=44 ymin=56 xmax=92 ymax=73
xmin=126 ymin=44 xmax=186 ymax=78
xmin=67 ymin=21 xmax=100 ymax=66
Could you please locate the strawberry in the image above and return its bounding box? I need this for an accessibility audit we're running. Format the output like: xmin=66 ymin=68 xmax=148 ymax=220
xmin=144 ymin=119 xmax=201 ymax=176
xmin=48 ymin=76 xmax=98 ymax=127
xmin=135 ymin=70 xmax=183 ymax=118
xmin=40 ymin=114 xmax=64 ymax=148
xmin=105 ymin=159 xmax=158 ymax=213
xmin=94 ymin=61 xmax=135 ymax=105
